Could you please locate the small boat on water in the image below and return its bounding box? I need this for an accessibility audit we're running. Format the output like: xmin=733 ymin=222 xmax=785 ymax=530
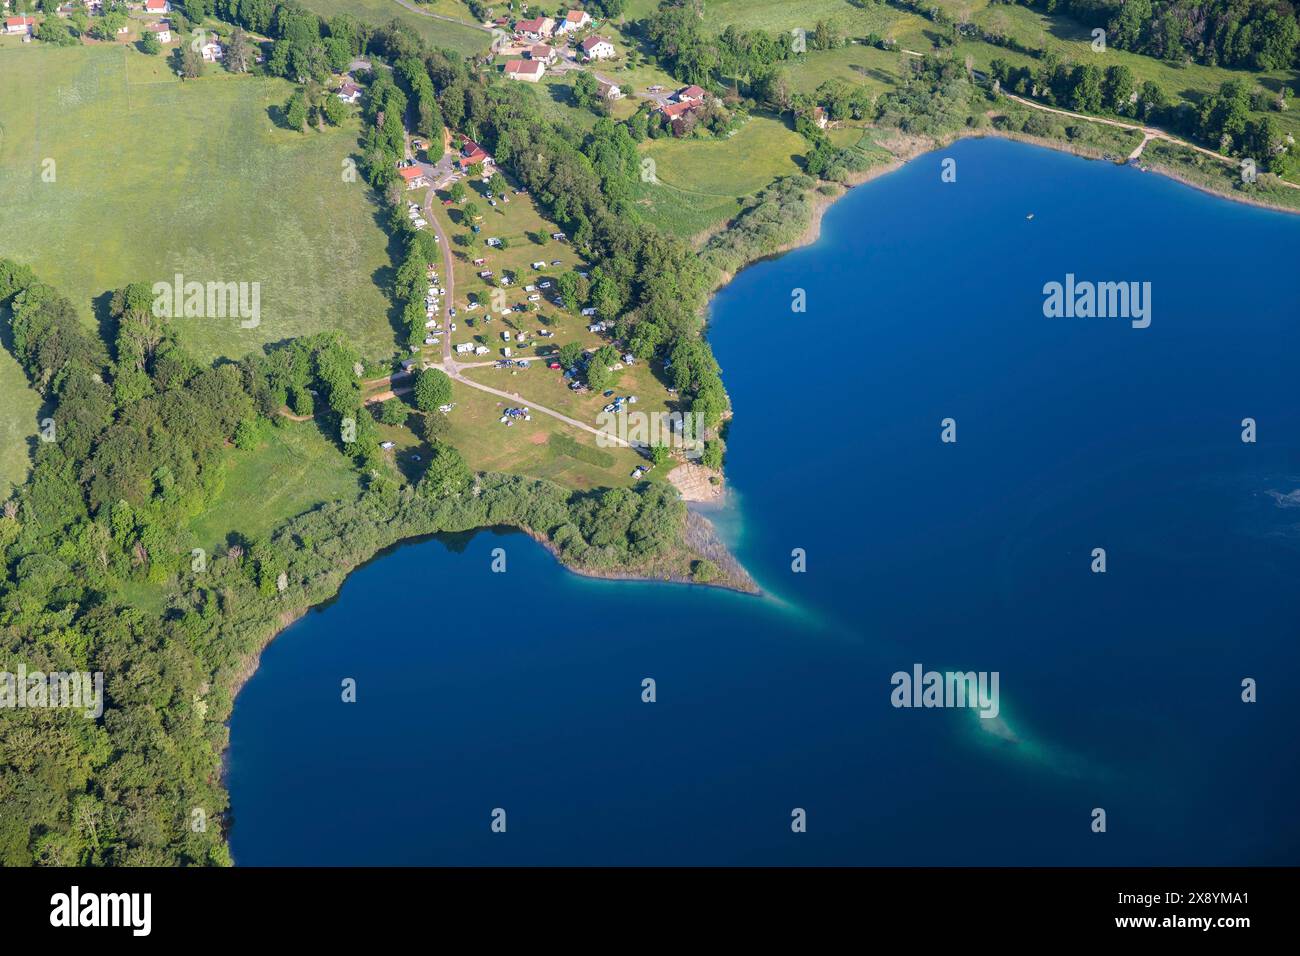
xmin=1026 ymin=213 xmax=1035 ymax=221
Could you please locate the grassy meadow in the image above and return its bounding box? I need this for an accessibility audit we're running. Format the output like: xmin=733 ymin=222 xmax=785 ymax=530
xmin=0 ymin=44 xmax=399 ymax=364
xmin=298 ymin=0 xmax=492 ymax=56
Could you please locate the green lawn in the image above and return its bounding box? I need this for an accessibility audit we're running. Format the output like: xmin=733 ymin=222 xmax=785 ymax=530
xmin=634 ymin=114 xmax=807 ymax=238
xmin=0 ymin=44 xmax=399 ymax=365
xmin=297 ymin=0 xmax=492 ymax=56
xmin=188 ymin=420 xmax=360 ymax=553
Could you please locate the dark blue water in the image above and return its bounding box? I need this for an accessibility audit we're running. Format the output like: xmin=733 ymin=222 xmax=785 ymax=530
xmin=228 ymin=139 xmax=1300 ymax=865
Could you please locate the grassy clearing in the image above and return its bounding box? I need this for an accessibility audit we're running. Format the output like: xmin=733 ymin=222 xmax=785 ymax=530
xmin=441 ymin=378 xmax=645 ymax=490
xmin=0 ymin=308 xmax=43 ymax=499
xmin=633 ymin=114 xmax=807 ymax=238
xmin=297 ymin=0 xmax=491 ymax=56
xmin=0 ymin=44 xmax=399 ymax=364
xmin=188 ymin=420 xmax=360 ymax=553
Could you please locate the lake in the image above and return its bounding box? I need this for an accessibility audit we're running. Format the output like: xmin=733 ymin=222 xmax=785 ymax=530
xmin=228 ymin=138 xmax=1300 ymax=865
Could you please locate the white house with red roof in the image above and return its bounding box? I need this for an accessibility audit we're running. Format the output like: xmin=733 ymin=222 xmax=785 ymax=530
xmin=528 ymin=43 xmax=556 ymax=63
xmin=676 ymin=85 xmax=707 ymax=104
xmin=398 ymin=165 xmax=429 ymax=190
xmin=579 ymin=35 xmax=615 ymax=61
xmin=144 ymin=22 xmax=172 ymax=43
xmin=143 ymin=0 xmax=170 ymax=13
xmin=514 ymin=16 xmax=554 ymax=40
xmin=337 ymin=80 xmax=363 ymax=104
xmin=3 ymin=15 xmax=35 ymax=35
xmin=459 ymin=139 xmax=493 ymax=171
xmin=556 ymin=10 xmax=591 ymax=34
xmin=504 ymin=58 xmax=545 ymax=82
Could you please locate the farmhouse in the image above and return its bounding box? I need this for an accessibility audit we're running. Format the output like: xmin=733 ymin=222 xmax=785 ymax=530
xmin=579 ymin=35 xmax=615 ymax=60
xmin=528 ymin=43 xmax=556 ymax=63
xmin=398 ymin=165 xmax=429 ymax=190
xmin=459 ymin=139 xmax=493 ymax=170
xmin=337 ymin=80 xmax=362 ymax=104
xmin=199 ymin=36 xmax=224 ymax=61
xmin=504 ymin=59 xmax=546 ymax=82
xmin=514 ymin=16 xmax=554 ymax=40
xmin=596 ymin=78 xmax=622 ymax=100
xmin=144 ymin=23 xmax=172 ymax=43
xmin=676 ymin=85 xmax=707 ymax=104
xmin=3 ymin=16 xmax=34 ymax=35
xmin=143 ymin=0 xmax=170 ymax=12
xmin=556 ymin=10 xmax=591 ymax=34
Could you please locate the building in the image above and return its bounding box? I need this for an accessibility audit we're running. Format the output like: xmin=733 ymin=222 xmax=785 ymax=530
xmin=199 ymin=37 xmax=223 ymax=61
xmin=812 ymin=106 xmax=828 ymax=129
xmin=337 ymin=81 xmax=363 ymax=104
xmin=676 ymin=85 xmax=707 ymax=104
xmin=398 ymin=165 xmax=429 ymax=190
xmin=3 ymin=15 xmax=34 ymax=35
xmin=458 ymin=139 xmax=493 ymax=170
xmin=514 ymin=16 xmax=554 ymax=40
xmin=504 ymin=59 xmax=545 ymax=83
xmin=579 ymin=35 xmax=615 ymax=61
xmin=556 ymin=10 xmax=591 ymax=34
xmin=528 ymin=43 xmax=556 ymax=63
xmin=143 ymin=0 xmax=170 ymax=12
xmin=596 ymin=78 xmax=622 ymax=100
xmin=145 ymin=22 xmax=172 ymax=44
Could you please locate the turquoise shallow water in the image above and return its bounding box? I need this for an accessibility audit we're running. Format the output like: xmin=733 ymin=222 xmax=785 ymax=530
xmin=229 ymin=138 xmax=1300 ymax=865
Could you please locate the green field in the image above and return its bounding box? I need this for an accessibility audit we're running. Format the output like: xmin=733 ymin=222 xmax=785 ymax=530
xmin=634 ymin=114 xmax=807 ymax=237
xmin=188 ymin=420 xmax=361 ymax=553
xmin=298 ymin=0 xmax=492 ymax=56
xmin=0 ymin=312 xmax=42 ymax=499
xmin=0 ymin=44 xmax=399 ymax=364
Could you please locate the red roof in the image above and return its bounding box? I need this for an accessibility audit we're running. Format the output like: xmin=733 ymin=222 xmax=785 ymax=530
xmin=660 ymin=101 xmax=697 ymax=119
xmin=398 ymin=166 xmax=426 ymax=182
xmin=678 ymin=85 xmax=706 ymax=101
xmin=6 ymin=16 xmax=35 ymax=27
xmin=580 ymin=35 xmax=610 ymax=52
xmin=504 ymin=59 xmax=544 ymax=77
xmin=144 ymin=0 xmax=168 ymax=10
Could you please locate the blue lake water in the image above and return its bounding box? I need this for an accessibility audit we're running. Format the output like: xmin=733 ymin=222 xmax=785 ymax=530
xmin=228 ymin=138 xmax=1300 ymax=865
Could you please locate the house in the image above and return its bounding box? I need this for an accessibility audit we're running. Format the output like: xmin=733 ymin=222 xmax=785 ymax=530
xmin=580 ymin=35 xmax=615 ymax=61
xmin=459 ymin=138 xmax=492 ymax=170
xmin=812 ymin=106 xmax=828 ymax=129
xmin=556 ymin=10 xmax=591 ymax=34
xmin=514 ymin=16 xmax=554 ymax=40
xmin=528 ymin=43 xmax=556 ymax=63
xmin=398 ymin=165 xmax=429 ymax=190
xmin=144 ymin=23 xmax=172 ymax=44
xmin=504 ymin=59 xmax=545 ymax=82
xmin=337 ymin=81 xmax=362 ymax=104
xmin=676 ymin=85 xmax=707 ymax=104
xmin=596 ymin=78 xmax=622 ymax=100
xmin=3 ymin=16 xmax=34 ymax=35
xmin=143 ymin=0 xmax=170 ymax=12
xmin=199 ymin=37 xmax=223 ymax=61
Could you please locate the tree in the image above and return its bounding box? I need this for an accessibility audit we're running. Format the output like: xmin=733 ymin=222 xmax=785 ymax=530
xmin=377 ymin=398 xmax=409 ymax=425
xmin=285 ymin=91 xmax=308 ymax=131
xmin=586 ymin=361 xmax=610 ymax=392
xmin=226 ymin=27 xmax=253 ymax=73
xmin=462 ymin=200 xmax=481 ymax=223
xmin=139 ymin=32 xmax=163 ymax=55
xmin=413 ymin=367 xmax=452 ymax=411
xmin=558 ymin=342 xmax=585 ymax=368
xmin=1103 ymin=64 xmax=1135 ymax=115
xmin=449 ymin=181 xmax=467 ymax=204
xmin=573 ymin=70 xmax=600 ymax=110
xmin=178 ymin=47 xmax=205 ymax=79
